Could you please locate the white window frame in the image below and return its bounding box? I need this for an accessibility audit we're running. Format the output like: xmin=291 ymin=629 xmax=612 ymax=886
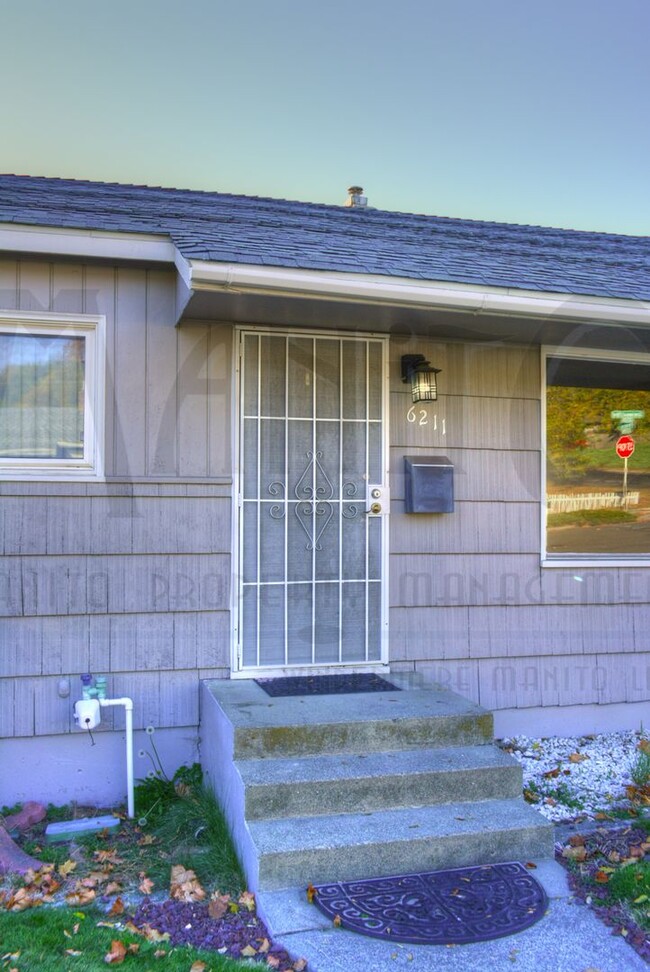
xmin=542 ymin=344 xmax=650 ymax=567
xmin=0 ymin=310 xmax=105 ymax=480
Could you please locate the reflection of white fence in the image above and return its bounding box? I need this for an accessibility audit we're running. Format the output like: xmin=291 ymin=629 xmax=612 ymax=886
xmin=548 ymin=492 xmax=640 ymax=513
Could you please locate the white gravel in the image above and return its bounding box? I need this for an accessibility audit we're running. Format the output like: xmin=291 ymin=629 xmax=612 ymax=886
xmin=498 ymin=729 xmax=649 ymax=823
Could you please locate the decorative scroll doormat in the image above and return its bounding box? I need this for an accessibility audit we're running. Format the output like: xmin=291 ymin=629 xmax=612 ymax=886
xmin=255 ymin=673 xmax=399 ymax=697
xmin=311 ymin=861 xmax=548 ymax=945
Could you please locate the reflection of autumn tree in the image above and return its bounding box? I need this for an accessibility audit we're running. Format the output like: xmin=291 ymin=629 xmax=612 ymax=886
xmin=547 ymin=386 xmax=650 ymax=483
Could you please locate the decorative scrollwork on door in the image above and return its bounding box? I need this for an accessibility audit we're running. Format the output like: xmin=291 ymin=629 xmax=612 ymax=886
xmin=266 ymin=451 xmax=359 ymax=550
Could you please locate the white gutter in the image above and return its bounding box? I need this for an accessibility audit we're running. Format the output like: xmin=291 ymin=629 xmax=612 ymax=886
xmin=187 ymin=260 xmax=650 ymax=328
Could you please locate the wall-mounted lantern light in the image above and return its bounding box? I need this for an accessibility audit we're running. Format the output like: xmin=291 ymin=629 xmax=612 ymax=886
xmin=401 ymin=354 xmax=441 ymax=403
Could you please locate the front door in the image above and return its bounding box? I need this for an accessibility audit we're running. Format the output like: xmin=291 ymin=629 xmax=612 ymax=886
xmin=235 ymin=330 xmax=389 ymax=673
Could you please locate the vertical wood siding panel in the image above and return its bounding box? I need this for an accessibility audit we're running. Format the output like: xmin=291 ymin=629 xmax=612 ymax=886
xmin=34 ymin=678 xmax=73 ymax=734
xmin=0 ymin=618 xmax=43 ymax=676
xmin=389 ymin=606 xmax=470 ymax=660
xmin=2 ymin=498 xmax=45 ymax=554
xmin=173 ymin=613 xmax=197 ymax=669
xmin=51 ymin=265 xmax=84 ymax=314
xmin=158 ymin=670 xmax=198 ymax=726
xmin=46 ymin=497 xmax=93 ymax=554
xmin=195 ymin=611 xmax=230 ymax=668
xmin=90 ymin=495 xmax=135 ymax=555
xmin=208 ymin=324 xmax=232 ymax=478
xmin=89 ymin=615 xmax=111 ymax=674
xmin=177 ymin=324 xmax=209 ymax=477
xmin=114 ymin=269 xmax=147 ymax=476
xmin=0 ymin=260 xmax=19 ymax=309
xmin=41 ymin=616 xmax=89 ymax=675
xmin=18 ymin=262 xmax=52 ymax=311
xmin=145 ymin=272 xmax=177 ymax=476
xmin=13 ymin=678 xmax=35 ymax=736
xmin=0 ymin=680 xmax=14 ymax=736
xmin=83 ymin=266 xmax=117 ymax=477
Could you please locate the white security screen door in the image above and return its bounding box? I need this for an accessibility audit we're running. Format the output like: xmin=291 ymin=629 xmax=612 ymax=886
xmin=236 ymin=331 xmax=388 ymax=672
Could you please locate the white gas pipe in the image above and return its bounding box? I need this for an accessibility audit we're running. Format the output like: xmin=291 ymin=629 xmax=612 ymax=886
xmin=73 ymin=695 xmax=134 ymax=818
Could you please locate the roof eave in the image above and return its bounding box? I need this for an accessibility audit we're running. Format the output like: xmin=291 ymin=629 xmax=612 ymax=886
xmin=187 ymin=259 xmax=650 ymax=329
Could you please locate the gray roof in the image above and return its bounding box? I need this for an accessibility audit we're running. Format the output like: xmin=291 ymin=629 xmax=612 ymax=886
xmin=0 ymin=174 xmax=649 ymax=301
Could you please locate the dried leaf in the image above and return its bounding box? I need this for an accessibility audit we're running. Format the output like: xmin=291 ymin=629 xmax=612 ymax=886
xmin=104 ymin=882 xmax=123 ymax=896
xmin=139 ymin=877 xmax=155 ymax=895
xmin=208 ymin=894 xmax=230 ymax=919
xmin=594 ymin=869 xmax=611 ymax=883
xmin=108 ymin=897 xmax=125 ymax=917
xmin=562 ymin=845 xmax=587 ymax=862
xmin=569 ymin=752 xmax=588 ymax=763
xmin=292 ymin=961 xmax=308 ymax=972
xmin=524 ymin=862 xmax=537 ymax=869
xmin=65 ymin=887 xmax=96 ymax=906
xmin=568 ymin=834 xmax=585 ymax=847
xmin=257 ymin=938 xmax=270 ymax=953
xmin=104 ymin=939 xmax=127 ymax=964
xmin=140 ymin=923 xmax=170 ymax=943
xmin=241 ymin=945 xmax=258 ymax=957
xmin=239 ymin=891 xmax=256 ymax=911
xmin=127 ymin=944 xmax=140 ymax=955
xmin=306 ymin=883 xmax=317 ymax=903
xmin=58 ymin=859 xmax=77 ymax=878
xmin=64 ymin=949 xmax=82 ymax=957
xmin=333 ymin=914 xmax=342 ymax=927
xmin=189 ymin=963 xmax=207 ymax=972
xmin=266 ymin=957 xmax=280 ymax=969
xmin=137 ymin=834 xmax=157 ymax=846
xmin=170 ymin=864 xmax=205 ymax=902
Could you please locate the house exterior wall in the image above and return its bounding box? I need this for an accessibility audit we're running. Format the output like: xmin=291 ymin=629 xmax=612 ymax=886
xmin=1 ymin=256 xmax=649 ymax=803
xmin=0 ymin=259 xmax=233 ymax=802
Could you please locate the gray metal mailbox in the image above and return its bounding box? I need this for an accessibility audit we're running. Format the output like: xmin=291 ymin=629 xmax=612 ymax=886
xmin=404 ymin=455 xmax=454 ymax=513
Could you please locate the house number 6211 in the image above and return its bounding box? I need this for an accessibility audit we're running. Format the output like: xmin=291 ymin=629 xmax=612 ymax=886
xmin=407 ymin=406 xmax=428 ymax=426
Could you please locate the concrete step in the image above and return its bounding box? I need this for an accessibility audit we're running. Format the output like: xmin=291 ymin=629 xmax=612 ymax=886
xmin=248 ymin=798 xmax=554 ymax=890
xmin=239 ymin=745 xmax=523 ymax=819
xmin=204 ymin=676 xmax=494 ymax=759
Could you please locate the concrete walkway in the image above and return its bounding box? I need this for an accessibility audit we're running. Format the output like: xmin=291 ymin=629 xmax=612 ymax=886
xmin=258 ymin=858 xmax=648 ymax=972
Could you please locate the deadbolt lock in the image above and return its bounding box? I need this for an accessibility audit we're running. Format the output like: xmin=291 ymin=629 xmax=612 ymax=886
xmin=371 ymin=488 xmax=381 ymax=499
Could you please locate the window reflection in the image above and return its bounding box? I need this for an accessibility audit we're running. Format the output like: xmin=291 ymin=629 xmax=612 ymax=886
xmin=546 ymin=355 xmax=650 ymax=556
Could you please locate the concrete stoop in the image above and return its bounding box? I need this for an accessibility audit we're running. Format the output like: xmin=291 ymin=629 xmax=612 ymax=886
xmin=200 ymin=673 xmax=553 ymax=892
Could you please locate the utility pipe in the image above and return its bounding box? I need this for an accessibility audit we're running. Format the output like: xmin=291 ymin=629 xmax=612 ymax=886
xmin=99 ymin=697 xmax=134 ymax=818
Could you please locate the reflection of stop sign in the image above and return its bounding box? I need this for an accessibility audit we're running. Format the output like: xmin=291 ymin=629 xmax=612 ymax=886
xmin=616 ymin=435 xmax=635 ymax=458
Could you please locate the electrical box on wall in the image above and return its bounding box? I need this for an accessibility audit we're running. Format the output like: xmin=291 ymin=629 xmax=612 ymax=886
xmin=404 ymin=455 xmax=454 ymax=513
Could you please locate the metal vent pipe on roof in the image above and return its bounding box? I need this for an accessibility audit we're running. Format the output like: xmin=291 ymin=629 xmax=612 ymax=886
xmin=345 ymin=186 xmax=367 ymax=208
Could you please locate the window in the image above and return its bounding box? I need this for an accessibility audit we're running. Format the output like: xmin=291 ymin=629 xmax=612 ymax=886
xmin=543 ymin=347 xmax=650 ymax=560
xmin=0 ymin=313 xmax=105 ymax=478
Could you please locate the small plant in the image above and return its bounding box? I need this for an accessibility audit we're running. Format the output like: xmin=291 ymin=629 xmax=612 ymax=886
xmin=631 ymin=736 xmax=650 ymax=788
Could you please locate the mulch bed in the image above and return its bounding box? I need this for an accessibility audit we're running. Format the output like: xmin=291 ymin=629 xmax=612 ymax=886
xmin=556 ymin=823 xmax=650 ymax=965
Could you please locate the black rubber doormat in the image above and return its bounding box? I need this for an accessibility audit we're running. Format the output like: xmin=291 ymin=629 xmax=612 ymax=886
xmin=311 ymin=861 xmax=548 ymax=945
xmin=255 ymin=673 xmax=399 ymax=697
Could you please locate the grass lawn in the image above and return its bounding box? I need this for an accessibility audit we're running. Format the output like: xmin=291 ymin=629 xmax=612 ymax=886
xmin=0 ymin=906 xmax=252 ymax=971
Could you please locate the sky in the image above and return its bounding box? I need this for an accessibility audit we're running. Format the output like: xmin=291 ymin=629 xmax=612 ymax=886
xmin=1 ymin=0 xmax=649 ymax=235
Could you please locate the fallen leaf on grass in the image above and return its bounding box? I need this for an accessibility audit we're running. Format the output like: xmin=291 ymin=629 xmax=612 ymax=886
xmin=170 ymin=864 xmax=205 ymax=902
xmin=58 ymin=859 xmax=77 ymax=878
xmin=138 ymin=834 xmax=157 ymax=846
xmin=139 ymin=877 xmax=155 ymax=895
xmin=108 ymin=897 xmax=125 ymax=917
xmin=65 ymin=887 xmax=96 ymax=906
xmin=64 ymin=949 xmax=82 ymax=957
xmin=190 ymin=963 xmax=207 ymax=972
xmin=594 ymin=870 xmax=611 ymax=883
xmin=104 ymin=939 xmax=127 ymax=964
xmin=104 ymin=882 xmax=123 ymax=896
xmin=139 ymin=923 xmax=170 ymax=943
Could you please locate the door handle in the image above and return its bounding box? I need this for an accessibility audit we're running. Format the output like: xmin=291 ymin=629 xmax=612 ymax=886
xmin=368 ymin=502 xmax=382 ymax=515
